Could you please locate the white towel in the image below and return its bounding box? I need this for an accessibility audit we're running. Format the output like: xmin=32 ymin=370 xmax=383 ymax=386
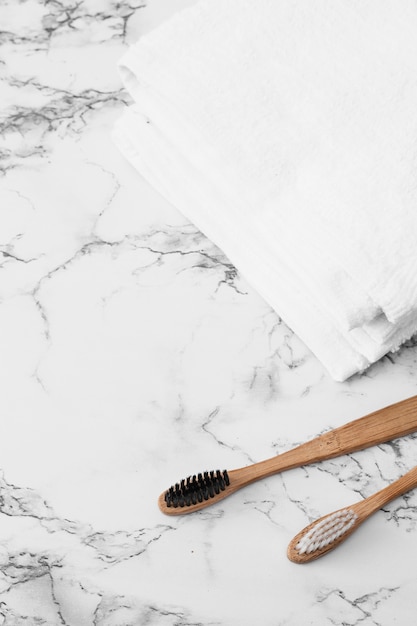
xmin=114 ymin=0 xmax=417 ymax=381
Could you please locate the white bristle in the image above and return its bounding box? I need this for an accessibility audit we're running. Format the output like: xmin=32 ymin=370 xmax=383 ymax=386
xmin=296 ymin=508 xmax=358 ymax=554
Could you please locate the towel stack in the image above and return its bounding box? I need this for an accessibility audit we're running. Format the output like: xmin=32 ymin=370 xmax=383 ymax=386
xmin=114 ymin=0 xmax=417 ymax=381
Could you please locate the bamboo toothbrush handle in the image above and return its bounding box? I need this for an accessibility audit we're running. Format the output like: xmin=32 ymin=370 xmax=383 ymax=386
xmin=236 ymin=395 xmax=417 ymax=484
xmin=356 ymin=464 xmax=417 ymax=517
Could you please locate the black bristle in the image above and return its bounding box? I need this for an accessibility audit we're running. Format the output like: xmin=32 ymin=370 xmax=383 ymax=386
xmin=164 ymin=469 xmax=230 ymax=508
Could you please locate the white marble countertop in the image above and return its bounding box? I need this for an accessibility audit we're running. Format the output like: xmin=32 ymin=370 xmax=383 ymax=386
xmin=2 ymin=1 xmax=417 ymax=624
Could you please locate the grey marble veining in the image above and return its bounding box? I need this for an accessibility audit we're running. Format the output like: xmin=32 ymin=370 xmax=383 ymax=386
xmin=1 ymin=1 xmax=417 ymax=624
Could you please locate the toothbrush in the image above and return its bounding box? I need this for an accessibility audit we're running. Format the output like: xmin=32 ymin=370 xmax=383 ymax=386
xmin=287 ymin=463 xmax=417 ymax=563
xmin=159 ymin=395 xmax=417 ymax=515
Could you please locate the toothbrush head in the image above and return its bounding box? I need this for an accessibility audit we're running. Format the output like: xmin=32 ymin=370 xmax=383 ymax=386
xmin=159 ymin=470 xmax=230 ymax=515
xmin=287 ymin=507 xmax=359 ymax=563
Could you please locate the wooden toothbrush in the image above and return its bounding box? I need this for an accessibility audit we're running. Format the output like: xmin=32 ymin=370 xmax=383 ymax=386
xmin=287 ymin=463 xmax=417 ymax=563
xmin=159 ymin=395 xmax=417 ymax=515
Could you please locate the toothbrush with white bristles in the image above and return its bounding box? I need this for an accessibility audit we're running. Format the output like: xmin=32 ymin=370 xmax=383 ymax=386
xmin=287 ymin=464 xmax=417 ymax=563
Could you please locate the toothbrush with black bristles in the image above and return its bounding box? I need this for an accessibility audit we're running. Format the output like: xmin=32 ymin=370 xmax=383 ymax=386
xmin=158 ymin=395 xmax=417 ymax=515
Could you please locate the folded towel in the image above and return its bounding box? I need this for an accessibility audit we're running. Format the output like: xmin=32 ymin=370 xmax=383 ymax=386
xmin=114 ymin=0 xmax=417 ymax=381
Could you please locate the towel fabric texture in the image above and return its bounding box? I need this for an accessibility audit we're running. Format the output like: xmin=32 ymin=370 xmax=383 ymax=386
xmin=114 ymin=0 xmax=417 ymax=381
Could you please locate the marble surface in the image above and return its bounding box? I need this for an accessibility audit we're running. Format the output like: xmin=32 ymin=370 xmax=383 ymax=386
xmin=2 ymin=1 xmax=417 ymax=624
